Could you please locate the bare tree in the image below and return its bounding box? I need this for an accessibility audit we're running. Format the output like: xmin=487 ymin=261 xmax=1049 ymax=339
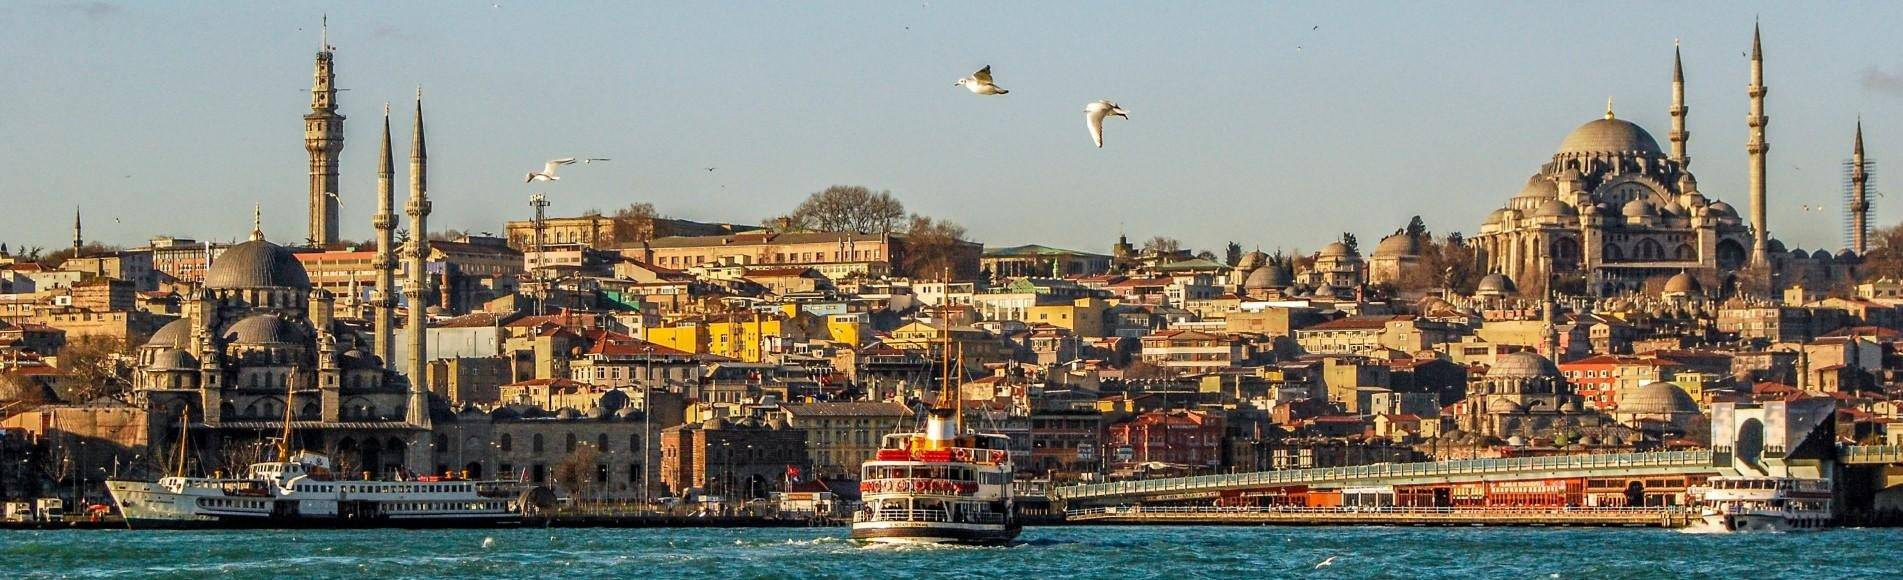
xmin=899 ymin=214 xmax=971 ymax=281
xmin=1142 ymin=236 xmax=1181 ymax=255
xmin=54 ymin=336 xmax=132 ymax=403
xmin=38 ymin=243 xmax=121 ymax=269
xmin=782 ymin=186 xmax=908 ymax=233
xmin=1861 ymin=222 xmax=1903 ymax=281
xmin=551 ymin=445 xmax=602 ymax=501
xmin=611 ymin=202 xmax=661 ymax=244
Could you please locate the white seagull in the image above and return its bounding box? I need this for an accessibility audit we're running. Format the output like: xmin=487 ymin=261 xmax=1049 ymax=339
xmin=583 ymin=158 xmax=611 ymax=164
xmin=1085 ymin=100 xmax=1129 ymax=148
xmin=324 ymin=191 xmax=343 ymax=207
xmin=955 ymin=65 xmax=1008 ymax=95
xmin=525 ymin=158 xmax=577 ymax=182
xmin=1315 ymin=556 xmax=1338 ymax=569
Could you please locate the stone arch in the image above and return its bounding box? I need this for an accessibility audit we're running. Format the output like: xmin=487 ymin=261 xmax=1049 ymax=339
xmin=1603 ymin=244 xmax=1625 ymax=262
xmin=1672 ymin=243 xmax=1695 ymax=261
xmin=1634 ymin=239 xmax=1666 ymax=261
xmin=499 ymin=433 xmax=513 ymax=452
xmin=533 ymin=433 xmax=545 ymax=453
xmin=1716 ymin=240 xmax=1747 ymax=270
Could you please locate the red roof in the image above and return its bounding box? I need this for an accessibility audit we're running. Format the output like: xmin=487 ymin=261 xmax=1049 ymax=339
xmin=585 ymin=338 xmax=693 ymax=358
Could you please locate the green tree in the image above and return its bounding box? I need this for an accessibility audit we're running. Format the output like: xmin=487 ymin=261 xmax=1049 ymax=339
xmin=1224 ymin=242 xmax=1243 ymax=266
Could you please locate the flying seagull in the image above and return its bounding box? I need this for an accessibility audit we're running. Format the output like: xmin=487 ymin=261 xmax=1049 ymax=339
xmin=324 ymin=191 xmax=343 ymax=207
xmin=1315 ymin=556 xmax=1338 ymax=569
xmin=583 ymin=158 xmax=611 ymax=164
xmin=703 ymin=167 xmax=717 ymax=172
xmin=955 ymin=65 xmax=1009 ymax=95
xmin=525 ymin=158 xmax=577 ymax=182
xmin=1085 ymin=100 xmax=1129 ymax=148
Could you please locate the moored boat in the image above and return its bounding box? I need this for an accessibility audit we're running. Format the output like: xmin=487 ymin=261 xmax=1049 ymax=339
xmin=1687 ymin=475 xmax=1832 ymax=532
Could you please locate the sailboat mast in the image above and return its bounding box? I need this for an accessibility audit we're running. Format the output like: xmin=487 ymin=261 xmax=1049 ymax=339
xmin=173 ymin=413 xmax=190 ymax=477
xmin=277 ymin=368 xmax=298 ymax=463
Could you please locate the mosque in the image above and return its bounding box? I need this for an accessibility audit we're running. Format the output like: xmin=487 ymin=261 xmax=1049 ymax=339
xmin=1471 ymin=26 xmax=1863 ymax=297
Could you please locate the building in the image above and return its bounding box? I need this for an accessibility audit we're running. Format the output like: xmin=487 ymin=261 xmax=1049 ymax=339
xmin=1103 ymin=410 xmax=1224 ymax=471
xmin=629 ymin=230 xmax=981 ymax=281
xmin=779 ymin=401 xmax=912 ymax=479
xmin=981 ymin=245 xmax=1113 ymax=278
xmin=1471 ymin=31 xmax=1854 ymax=297
xmin=504 ymin=214 xmax=755 ymax=252
xmin=1138 ymin=330 xmax=1250 ymax=374
xmin=660 ymin=416 xmax=809 ymax=499
xmin=140 ymin=237 xmax=233 ymax=288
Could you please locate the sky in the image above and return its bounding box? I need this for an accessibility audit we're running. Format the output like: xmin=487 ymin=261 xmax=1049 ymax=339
xmin=4 ymin=1 xmax=1903 ymax=257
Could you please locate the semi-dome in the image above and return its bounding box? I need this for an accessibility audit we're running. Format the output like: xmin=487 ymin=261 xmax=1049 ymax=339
xmin=1534 ymin=199 xmax=1578 ymax=218
xmin=205 ymin=239 xmax=311 ymax=290
xmin=1318 ymin=241 xmax=1359 ymax=259
xmin=1483 ymin=208 xmax=1512 ymax=225
xmin=1235 ymin=250 xmax=1269 ymax=272
xmin=1706 ymin=201 xmax=1738 ymax=217
xmin=1476 ymin=273 xmax=1518 ymax=295
xmin=1557 ymin=116 xmax=1663 ymax=156
xmin=150 ymin=348 xmax=198 ymax=371
xmin=1516 ymin=175 xmax=1559 ymax=199
xmin=1372 ymin=233 xmax=1421 ymax=258
xmin=1621 ymin=199 xmax=1657 ymax=218
xmin=1490 ymin=351 xmax=1559 ymax=379
xmin=1621 ymin=382 xmax=1699 ymax=415
xmin=1662 ymin=271 xmax=1702 ymax=295
xmin=222 ymin=314 xmax=304 ymax=345
xmin=1242 ymin=266 xmax=1279 ymax=290
xmin=145 ymin=318 xmax=194 ymax=349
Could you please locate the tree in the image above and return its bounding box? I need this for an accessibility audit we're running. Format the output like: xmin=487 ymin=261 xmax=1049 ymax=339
xmin=551 ymin=445 xmax=602 ymax=501
xmin=37 ymin=243 xmax=121 ymax=269
xmin=54 ymin=336 xmax=132 ymax=403
xmin=1195 ymin=250 xmax=1218 ymax=261
xmin=899 ymin=214 xmax=971 ymax=281
xmin=1405 ymin=216 xmax=1428 ymax=240
xmin=1142 ymin=236 xmax=1181 ymax=255
xmin=781 ymin=185 xmax=907 ymax=233
xmin=1224 ymin=242 xmax=1243 ymax=267
xmin=1862 ymin=222 xmax=1903 ymax=281
xmin=1339 ymin=232 xmax=1359 ymax=255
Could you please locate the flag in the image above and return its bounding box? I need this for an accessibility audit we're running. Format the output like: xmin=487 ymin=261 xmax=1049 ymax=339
xmin=785 ymin=465 xmax=801 ymax=482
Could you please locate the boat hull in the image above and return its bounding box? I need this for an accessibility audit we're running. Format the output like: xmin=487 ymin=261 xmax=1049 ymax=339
xmin=1697 ymin=512 xmax=1827 ymax=533
xmin=108 ymin=480 xmax=522 ymax=530
xmin=850 ymin=521 xmax=1021 ymax=545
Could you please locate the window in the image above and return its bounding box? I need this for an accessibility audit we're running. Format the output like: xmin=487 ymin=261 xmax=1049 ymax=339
xmin=597 ymin=433 xmax=610 ymax=452
xmin=566 ymin=433 xmax=578 ymax=453
xmin=532 ymin=434 xmax=545 ymax=453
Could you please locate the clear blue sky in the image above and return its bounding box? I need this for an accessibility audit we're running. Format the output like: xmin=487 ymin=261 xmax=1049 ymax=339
xmin=4 ymin=1 xmax=1901 ymax=256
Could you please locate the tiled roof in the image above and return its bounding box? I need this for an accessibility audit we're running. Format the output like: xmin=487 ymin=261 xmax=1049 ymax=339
xmin=781 ymin=401 xmax=912 ymax=417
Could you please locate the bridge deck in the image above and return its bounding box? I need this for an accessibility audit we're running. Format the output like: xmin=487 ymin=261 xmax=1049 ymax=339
xmin=1842 ymin=445 xmax=1903 ymax=465
xmin=1065 ymin=506 xmax=1696 ymax=528
xmin=1057 ymin=450 xmax=1717 ymax=503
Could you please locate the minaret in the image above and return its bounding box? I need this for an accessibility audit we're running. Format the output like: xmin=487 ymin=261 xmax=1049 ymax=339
xmin=372 ymin=104 xmax=398 ymax=368
xmin=1669 ymin=40 xmax=1690 ymax=167
xmin=305 ymin=16 xmax=345 ymax=248
xmin=1747 ymin=23 xmax=1770 ymax=266
xmin=403 ymin=90 xmax=432 ymax=428
xmin=1852 ymin=120 xmax=1870 ymax=254
xmin=72 ymin=206 xmax=82 ymax=258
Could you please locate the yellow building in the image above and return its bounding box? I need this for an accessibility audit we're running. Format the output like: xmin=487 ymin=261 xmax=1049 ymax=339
xmin=645 ymin=314 xmax=797 ymax=363
xmin=1027 ymin=297 xmax=1109 ymax=338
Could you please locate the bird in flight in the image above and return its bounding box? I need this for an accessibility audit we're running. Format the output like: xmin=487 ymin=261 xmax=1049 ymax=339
xmin=955 ymin=65 xmax=1009 ymax=95
xmin=583 ymin=158 xmax=611 ymax=164
xmin=324 ymin=191 xmax=344 ymax=207
xmin=703 ymin=167 xmax=718 ymax=172
xmin=1315 ymin=556 xmax=1338 ymax=569
xmin=1085 ymin=100 xmax=1129 ymax=148
xmin=526 ymin=158 xmax=577 ymax=182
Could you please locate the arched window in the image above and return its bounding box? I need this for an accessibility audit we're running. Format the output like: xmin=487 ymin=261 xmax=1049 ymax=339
xmin=532 ymin=434 xmax=545 ymax=453
xmin=565 ymin=433 xmax=578 ymax=453
xmin=1673 ymin=244 xmax=1695 ymax=261
xmin=597 ymin=433 xmax=610 ymax=452
xmin=629 ymin=433 xmax=640 ymax=453
xmin=500 ymin=434 xmax=513 ymax=452
xmin=1603 ymin=244 xmax=1625 ymax=261
xmin=1635 ymin=239 xmax=1665 ymax=261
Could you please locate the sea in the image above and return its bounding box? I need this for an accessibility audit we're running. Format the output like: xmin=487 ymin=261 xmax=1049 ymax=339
xmin=3 ymin=526 xmax=1899 ymax=578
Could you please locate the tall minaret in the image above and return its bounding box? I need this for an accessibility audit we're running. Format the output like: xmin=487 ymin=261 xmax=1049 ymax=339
xmin=403 ymin=90 xmax=432 ymax=428
xmin=72 ymin=206 xmax=82 ymax=258
xmin=305 ymin=16 xmax=345 ymax=248
xmin=1852 ymin=120 xmax=1871 ymax=254
xmin=1747 ymin=23 xmax=1770 ymax=266
xmin=1669 ymin=40 xmax=1690 ymax=167
xmin=371 ymin=104 xmax=398 ymax=368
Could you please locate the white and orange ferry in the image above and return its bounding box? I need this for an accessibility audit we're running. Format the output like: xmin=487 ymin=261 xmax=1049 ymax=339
xmin=851 ymin=349 xmax=1019 ymax=544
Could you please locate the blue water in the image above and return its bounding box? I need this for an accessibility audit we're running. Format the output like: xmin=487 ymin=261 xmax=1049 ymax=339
xmin=3 ymin=526 xmax=1898 ymax=578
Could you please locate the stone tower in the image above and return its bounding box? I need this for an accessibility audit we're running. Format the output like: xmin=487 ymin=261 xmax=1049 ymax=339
xmin=1852 ymin=120 xmax=1870 ymax=254
xmin=1669 ymin=41 xmax=1689 ymax=166
xmin=1747 ymin=23 xmax=1770 ymax=266
xmin=372 ymin=104 xmax=398 ymax=368
xmin=72 ymin=206 xmax=82 ymax=258
xmin=304 ymin=17 xmax=345 ymax=248
xmin=403 ymin=91 xmax=432 ymax=429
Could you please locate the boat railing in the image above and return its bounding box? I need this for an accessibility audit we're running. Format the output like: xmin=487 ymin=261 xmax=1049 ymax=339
xmin=856 ymin=508 xmax=951 ymax=523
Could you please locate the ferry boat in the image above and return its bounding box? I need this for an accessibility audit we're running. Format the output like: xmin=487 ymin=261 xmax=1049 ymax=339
xmin=1687 ymin=476 xmax=1832 ymax=532
xmin=106 ymin=451 xmax=528 ymax=529
xmin=851 ymin=348 xmax=1020 ymax=544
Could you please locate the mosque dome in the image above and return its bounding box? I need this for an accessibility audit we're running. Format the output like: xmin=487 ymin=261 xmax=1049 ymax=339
xmin=1534 ymin=199 xmax=1578 ymax=218
xmin=222 ymin=314 xmax=304 ymax=345
xmin=205 ymin=239 xmax=312 ymax=290
xmin=1811 ymin=249 xmax=1832 ymax=261
xmin=150 ymin=348 xmax=198 ymax=371
xmin=1243 ymin=266 xmax=1279 ymax=290
xmin=1514 ymin=175 xmax=1559 ymax=201
xmin=1372 ymin=233 xmax=1421 ymax=258
xmin=703 ymin=417 xmax=730 ymax=430
xmin=1483 ymin=208 xmax=1511 ymax=226
xmin=1621 ymin=199 xmax=1657 ymax=218
xmin=145 ymin=318 xmax=194 ymax=349
xmin=1490 ymin=351 xmax=1559 ymax=379
xmin=1318 ymin=241 xmax=1359 ymax=260
xmin=1662 ymin=271 xmax=1703 ymax=295
xmin=1476 ymin=273 xmax=1518 ymax=296
xmin=1236 ymin=250 xmax=1269 ymax=272
xmin=1621 ymin=382 xmax=1699 ymax=415
xmin=1557 ymin=116 xmax=1663 ymax=156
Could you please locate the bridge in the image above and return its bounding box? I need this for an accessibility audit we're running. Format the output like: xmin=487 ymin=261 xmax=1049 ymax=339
xmin=1841 ymin=445 xmax=1903 ymax=465
xmin=1065 ymin=505 xmax=1698 ymax=527
xmin=1055 ymin=450 xmax=1718 ymax=504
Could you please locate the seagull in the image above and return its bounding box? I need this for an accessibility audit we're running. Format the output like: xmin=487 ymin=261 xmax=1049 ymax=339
xmin=1315 ymin=556 xmax=1338 ymax=569
xmin=525 ymin=158 xmax=577 ymax=182
xmin=1084 ymin=100 xmax=1129 ymax=148
xmin=324 ymin=191 xmax=344 ymax=207
xmin=583 ymin=158 xmax=611 ymax=164
xmin=955 ymin=65 xmax=1008 ymax=95
xmin=703 ymin=167 xmax=717 ymax=172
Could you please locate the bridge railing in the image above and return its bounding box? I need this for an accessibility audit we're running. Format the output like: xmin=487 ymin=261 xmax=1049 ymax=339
xmin=1056 ymin=450 xmax=1713 ymax=500
xmin=1842 ymin=445 xmax=1903 ymax=464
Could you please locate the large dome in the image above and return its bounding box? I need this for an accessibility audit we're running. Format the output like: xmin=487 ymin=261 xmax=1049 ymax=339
xmin=222 ymin=314 xmax=305 ymax=345
xmin=1372 ymin=234 xmax=1421 ymax=258
xmin=1318 ymin=241 xmax=1359 ymax=260
xmin=205 ymin=239 xmax=311 ymax=290
xmin=1621 ymin=382 xmax=1699 ymax=415
xmin=1243 ymin=266 xmax=1289 ymax=290
xmin=1490 ymin=351 xmax=1559 ymax=379
xmin=145 ymin=318 xmax=194 ymax=349
xmin=1558 ymin=117 xmax=1662 ymax=156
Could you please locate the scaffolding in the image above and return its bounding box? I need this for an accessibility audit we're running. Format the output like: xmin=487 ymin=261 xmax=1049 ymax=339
xmin=1843 ymin=157 xmax=1878 ymax=253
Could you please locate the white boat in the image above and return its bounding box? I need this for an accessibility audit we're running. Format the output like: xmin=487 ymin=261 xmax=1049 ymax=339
xmin=106 ymin=451 xmax=528 ymax=529
xmin=850 ymin=345 xmax=1019 ymax=545
xmin=1688 ymin=476 xmax=1832 ymax=532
